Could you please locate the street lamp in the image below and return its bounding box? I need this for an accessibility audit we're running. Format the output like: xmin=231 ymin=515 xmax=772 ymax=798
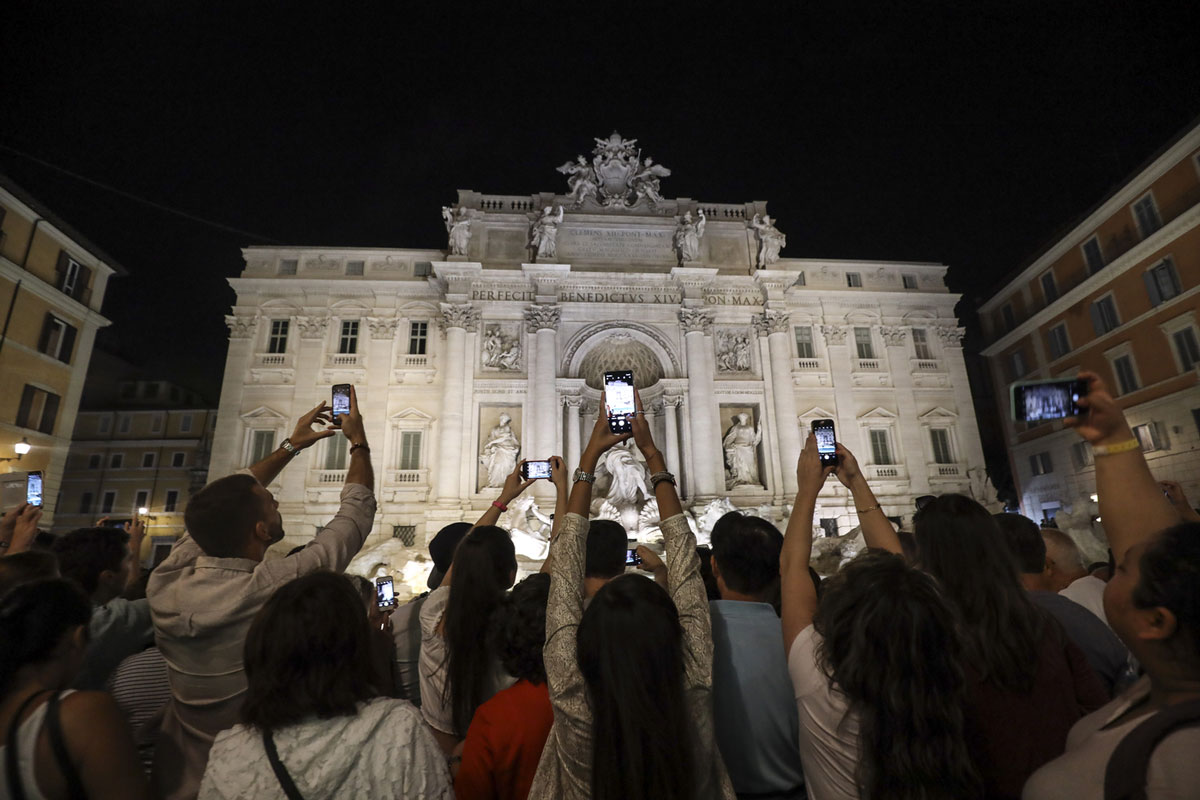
xmin=0 ymin=437 xmax=31 ymax=463
xmin=138 ymin=507 xmax=149 ymax=516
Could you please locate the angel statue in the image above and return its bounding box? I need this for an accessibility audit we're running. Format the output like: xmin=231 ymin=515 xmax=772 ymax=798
xmin=631 ymin=157 xmax=671 ymax=205
xmin=530 ymin=205 xmax=565 ymax=261
xmin=556 ymin=155 xmax=599 ymax=207
xmin=674 ymin=209 xmax=707 ymax=265
xmin=441 ymin=206 xmax=472 ymax=256
xmin=750 ymin=214 xmax=786 ymax=268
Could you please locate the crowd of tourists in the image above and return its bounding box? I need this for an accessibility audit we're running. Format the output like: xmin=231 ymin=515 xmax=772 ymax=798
xmin=2 ymin=372 xmax=1198 ymax=800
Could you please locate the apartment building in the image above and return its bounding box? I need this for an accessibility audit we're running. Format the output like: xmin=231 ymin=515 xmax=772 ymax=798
xmin=980 ymin=119 xmax=1200 ymax=522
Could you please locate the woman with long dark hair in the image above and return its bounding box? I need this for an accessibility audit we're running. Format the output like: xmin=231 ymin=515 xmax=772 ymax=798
xmin=527 ymin=390 xmax=735 ymax=800
xmin=781 ymin=436 xmax=981 ymax=800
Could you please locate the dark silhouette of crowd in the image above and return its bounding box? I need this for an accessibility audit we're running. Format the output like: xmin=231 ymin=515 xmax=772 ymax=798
xmin=2 ymin=372 xmax=1199 ymax=799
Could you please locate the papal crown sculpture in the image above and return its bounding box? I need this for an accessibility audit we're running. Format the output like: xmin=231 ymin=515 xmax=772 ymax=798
xmin=557 ymin=131 xmax=673 ymax=209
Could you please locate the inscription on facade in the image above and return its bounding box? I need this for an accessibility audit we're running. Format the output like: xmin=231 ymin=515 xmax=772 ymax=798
xmin=556 ymin=226 xmax=675 ymax=262
xmin=471 ymin=286 xmax=683 ymax=304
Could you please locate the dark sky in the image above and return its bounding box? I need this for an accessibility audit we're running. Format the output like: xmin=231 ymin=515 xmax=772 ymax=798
xmin=4 ymin=2 xmax=1199 ymax=398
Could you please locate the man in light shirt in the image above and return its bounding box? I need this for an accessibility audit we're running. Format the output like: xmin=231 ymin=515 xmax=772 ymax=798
xmin=1042 ymin=527 xmax=1110 ymax=626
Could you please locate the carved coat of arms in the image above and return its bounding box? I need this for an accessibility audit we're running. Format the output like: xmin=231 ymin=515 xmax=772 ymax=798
xmin=557 ymin=131 xmax=671 ymax=209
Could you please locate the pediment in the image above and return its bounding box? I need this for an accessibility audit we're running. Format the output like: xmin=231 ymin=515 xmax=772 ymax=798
xmin=858 ymin=406 xmax=897 ymax=420
xmin=390 ymin=407 xmax=435 ymax=423
xmin=240 ymin=406 xmax=288 ymax=421
xmin=798 ymin=406 xmax=837 ymax=419
xmin=918 ymin=406 xmax=958 ymax=420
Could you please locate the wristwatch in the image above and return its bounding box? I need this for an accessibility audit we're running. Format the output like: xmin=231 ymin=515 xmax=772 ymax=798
xmin=572 ymin=468 xmax=596 ymax=484
xmin=280 ymin=438 xmax=297 ymax=455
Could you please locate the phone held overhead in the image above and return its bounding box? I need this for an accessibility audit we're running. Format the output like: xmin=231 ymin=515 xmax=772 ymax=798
xmin=521 ymin=460 xmax=553 ymax=480
xmin=375 ymin=576 xmax=397 ymax=611
xmin=25 ymin=471 xmax=43 ymax=507
xmin=331 ymin=384 xmax=352 ymax=426
xmin=812 ymin=419 xmax=838 ymax=467
xmin=1010 ymin=378 xmax=1088 ymax=423
xmin=604 ymin=370 xmax=636 ymax=434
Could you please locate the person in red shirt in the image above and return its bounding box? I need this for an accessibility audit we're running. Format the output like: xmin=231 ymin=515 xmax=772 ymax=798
xmin=454 ymin=572 xmax=553 ymax=800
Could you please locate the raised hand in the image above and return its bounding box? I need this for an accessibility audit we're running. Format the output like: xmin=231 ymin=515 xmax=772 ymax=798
xmin=290 ymin=401 xmax=338 ymax=450
xmin=548 ymin=455 xmax=568 ymax=494
xmin=1063 ymin=371 xmax=1132 ymax=447
xmin=1161 ymin=480 xmax=1200 ymax=522
xmin=831 ymin=443 xmax=864 ymax=489
xmin=339 ymin=385 xmax=368 ymax=447
xmin=796 ymin=433 xmax=834 ymax=502
xmin=583 ymin=390 xmax=634 ymax=460
xmin=635 ymin=544 xmax=665 ymax=573
xmin=629 ymin=389 xmax=658 ymax=459
xmin=500 ymin=460 xmax=537 ymax=505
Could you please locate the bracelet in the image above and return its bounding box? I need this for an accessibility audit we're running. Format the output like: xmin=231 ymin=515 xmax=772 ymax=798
xmin=649 ymin=471 xmax=676 ymax=487
xmin=349 ymin=442 xmax=370 ymax=454
xmin=492 ymin=500 xmax=508 ymax=512
xmin=1092 ymin=438 xmax=1140 ymax=456
xmin=279 ymin=438 xmax=297 ymax=455
xmin=856 ymin=504 xmax=881 ymax=515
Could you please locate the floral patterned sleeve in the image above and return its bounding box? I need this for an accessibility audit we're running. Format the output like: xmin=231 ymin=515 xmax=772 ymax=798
xmin=542 ymin=512 xmax=589 ymax=720
xmin=660 ymin=512 xmax=714 ymax=690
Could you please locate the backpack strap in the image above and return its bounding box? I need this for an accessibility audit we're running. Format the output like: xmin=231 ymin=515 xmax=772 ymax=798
xmin=44 ymin=692 xmax=88 ymax=800
xmin=1104 ymin=698 xmax=1200 ymax=800
xmin=4 ymin=690 xmax=51 ymax=800
xmin=262 ymin=728 xmax=306 ymax=800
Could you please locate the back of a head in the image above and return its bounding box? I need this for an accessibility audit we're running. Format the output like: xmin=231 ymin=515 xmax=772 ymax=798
xmin=241 ymin=571 xmax=376 ymax=730
xmin=585 ymin=520 xmax=628 ymax=580
xmin=709 ymin=511 xmax=782 ymax=598
xmin=992 ymin=513 xmax=1046 ymax=575
xmin=814 ymin=552 xmax=981 ymax=799
xmin=489 ymin=573 xmax=551 ymax=684
xmin=1134 ymin=522 xmax=1200 ymax=667
xmin=345 ymin=574 xmax=374 ymax=607
xmin=0 ymin=579 xmax=92 ymax=693
xmin=0 ymin=550 xmax=59 ymax=598
xmin=443 ymin=525 xmax=517 ymax=736
xmin=914 ymin=494 xmax=1045 ymax=692
xmin=185 ymin=473 xmax=263 ymax=557
xmin=577 ymin=574 xmax=694 ymax=800
xmin=50 ymin=527 xmax=128 ymax=595
xmin=1042 ymin=528 xmax=1086 ymax=574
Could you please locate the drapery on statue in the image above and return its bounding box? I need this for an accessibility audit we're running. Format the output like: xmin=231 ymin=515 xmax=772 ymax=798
xmin=530 ymin=205 xmax=564 ymax=261
xmin=674 ymin=209 xmax=706 ymax=264
xmin=630 ymin=157 xmax=671 ymax=205
xmin=479 ymin=413 xmax=520 ymax=487
xmin=750 ymin=214 xmax=786 ymax=268
xmin=723 ymin=413 xmax=763 ymax=489
xmin=556 ymin=156 xmax=599 ymax=207
xmin=441 ymin=206 xmax=472 ymax=256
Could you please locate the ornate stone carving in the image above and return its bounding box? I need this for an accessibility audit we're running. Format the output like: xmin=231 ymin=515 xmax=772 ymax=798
xmin=674 ymin=210 xmax=706 ymax=265
xmin=225 ymin=315 xmax=257 ymax=339
xmin=821 ymin=324 xmax=848 ymax=346
xmin=715 ymin=329 xmax=753 ymax=372
xmin=678 ymin=308 xmax=714 ymax=334
xmin=524 ymin=304 xmax=561 ymax=332
xmin=479 ymin=414 xmax=520 ymax=488
xmin=441 ymin=206 xmax=472 ymax=256
xmin=749 ymin=214 xmax=786 ymax=268
xmin=557 ymin=132 xmax=672 ymax=209
xmin=879 ymin=326 xmax=907 ymax=347
xmin=561 ymin=395 xmax=585 ymax=409
xmin=529 ymin=206 xmax=564 ymax=261
xmin=438 ymin=303 xmax=480 ymax=332
xmin=631 ymin=158 xmax=671 ymax=205
xmin=294 ymin=315 xmax=329 ymax=339
xmin=935 ymin=326 xmax=966 ymax=347
xmin=662 ymin=394 xmax=684 ymax=409
xmin=752 ymin=310 xmax=791 ymax=337
xmin=723 ymin=414 xmax=763 ymax=489
xmin=366 ymin=317 xmax=400 ymax=340
xmin=556 ymin=155 xmax=599 ymax=207
xmin=481 ymin=324 xmax=522 ymax=370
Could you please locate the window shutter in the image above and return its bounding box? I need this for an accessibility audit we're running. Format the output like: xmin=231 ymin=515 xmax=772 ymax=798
xmin=1089 ymin=303 xmax=1105 ymax=336
xmin=38 ymin=313 xmax=54 ymax=353
xmin=55 ymin=250 xmax=68 ymax=285
xmin=74 ymin=264 xmax=92 ymax=302
xmin=39 ymin=393 xmax=60 ymax=434
xmin=16 ymin=385 xmax=35 ymax=428
xmin=1143 ymin=271 xmax=1163 ymax=307
xmin=58 ymin=324 xmax=77 ymax=364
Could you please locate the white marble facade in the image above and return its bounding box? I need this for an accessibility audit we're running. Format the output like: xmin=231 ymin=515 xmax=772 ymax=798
xmin=208 ymin=134 xmax=987 ymax=553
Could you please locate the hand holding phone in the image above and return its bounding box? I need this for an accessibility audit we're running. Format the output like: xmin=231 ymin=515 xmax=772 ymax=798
xmin=812 ymin=420 xmax=838 ymax=467
xmin=603 ymin=370 xmax=636 ymax=434
xmin=625 ymin=548 xmax=642 ymax=566
xmin=331 ymin=384 xmax=352 ymax=426
xmin=375 ymin=576 xmax=397 ymax=611
xmin=1010 ymin=378 xmax=1087 ymax=422
xmin=520 ymin=460 xmax=553 ymax=480
xmin=25 ymin=471 xmax=43 ymax=507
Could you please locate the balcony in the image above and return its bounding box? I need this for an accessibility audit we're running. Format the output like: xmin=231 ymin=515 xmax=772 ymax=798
xmin=326 ymin=353 xmax=364 ymax=368
xmin=393 ymin=353 xmax=437 ymax=385
xmin=384 ymin=468 xmax=431 ymax=503
xmin=312 ymin=470 xmax=346 ymax=484
xmin=255 ymin=352 xmax=293 ymax=368
xmin=865 ymin=464 xmax=908 ymax=482
xmin=911 ymin=358 xmax=944 ymax=373
xmin=854 ymin=358 xmax=883 ymax=371
xmin=928 ymin=463 xmax=967 ymax=483
xmin=792 ymin=357 xmax=829 ymax=387
xmin=850 ymin=357 xmax=891 ymax=387
xmin=399 ymin=355 xmax=429 ymax=368
xmin=249 ymin=352 xmax=295 ymax=384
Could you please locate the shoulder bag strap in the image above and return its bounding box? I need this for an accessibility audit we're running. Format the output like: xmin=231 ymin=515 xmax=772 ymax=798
xmin=4 ymin=691 xmax=51 ymax=800
xmin=44 ymin=692 xmax=88 ymax=800
xmin=262 ymin=728 xmax=306 ymax=800
xmin=1104 ymin=698 xmax=1200 ymax=800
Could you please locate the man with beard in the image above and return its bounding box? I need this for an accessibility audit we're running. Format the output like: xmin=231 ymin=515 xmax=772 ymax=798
xmin=147 ymin=389 xmax=376 ymax=800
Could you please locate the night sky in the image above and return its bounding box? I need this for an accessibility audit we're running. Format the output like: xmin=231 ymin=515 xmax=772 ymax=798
xmin=4 ymin=3 xmax=1199 ymax=399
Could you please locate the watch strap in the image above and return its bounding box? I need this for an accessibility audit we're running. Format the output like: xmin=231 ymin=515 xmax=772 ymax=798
xmin=280 ymin=438 xmax=297 ymax=454
xmin=573 ymin=468 xmax=596 ymax=484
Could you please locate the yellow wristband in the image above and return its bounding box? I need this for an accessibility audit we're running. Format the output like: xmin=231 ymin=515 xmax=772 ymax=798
xmin=1092 ymin=438 xmax=1140 ymax=456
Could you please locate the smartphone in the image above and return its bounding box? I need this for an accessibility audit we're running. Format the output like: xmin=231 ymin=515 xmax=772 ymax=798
xmin=603 ymin=370 xmax=636 ymax=434
xmin=107 ymin=518 xmax=132 ymax=529
xmin=521 ymin=460 xmax=553 ymax=480
xmin=25 ymin=471 xmax=43 ymax=507
xmin=812 ymin=419 xmax=838 ymax=467
xmin=375 ymin=576 xmax=396 ymax=611
xmin=625 ymin=548 xmax=642 ymax=566
xmin=331 ymin=384 xmax=352 ymax=426
xmin=1010 ymin=378 xmax=1087 ymax=422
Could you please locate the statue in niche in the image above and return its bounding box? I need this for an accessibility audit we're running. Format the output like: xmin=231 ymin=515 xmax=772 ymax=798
xmin=479 ymin=413 xmax=520 ymax=487
xmin=556 ymin=155 xmax=599 ymax=207
xmin=529 ymin=206 xmax=564 ymax=261
xmin=481 ymin=325 xmax=522 ymax=371
xmin=723 ymin=413 xmax=763 ymax=489
xmin=750 ymin=214 xmax=787 ymax=268
xmin=630 ymin=157 xmax=671 ymax=205
xmin=441 ymin=206 xmax=472 ymax=256
xmin=716 ymin=330 xmax=752 ymax=372
xmin=674 ymin=209 xmax=707 ymax=264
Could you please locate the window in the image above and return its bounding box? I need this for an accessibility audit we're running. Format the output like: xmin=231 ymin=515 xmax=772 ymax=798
xmin=346 ymin=260 xmax=365 ymax=276
xmin=15 ymin=386 xmax=60 ymax=434
xmin=37 ymin=314 xmax=77 ymax=363
xmin=1048 ymin=323 xmax=1071 ymax=359
xmin=339 ymin=320 xmax=359 ymax=354
xmin=150 ymin=415 xmax=163 ymax=434
xmin=56 ymin=252 xmax=90 ymax=302
xmin=268 ymin=320 xmax=290 ymax=354
xmin=135 ymin=490 xmax=149 ymax=510
xmin=868 ymin=429 xmax=893 ymax=465
xmin=118 ymin=415 xmax=132 ymax=434
xmin=1090 ymin=295 xmax=1120 ymax=335
xmin=324 ymin=436 xmax=348 ymax=470
xmin=930 ymin=428 xmax=953 ymax=464
xmin=1008 ymin=349 xmax=1028 ymax=380
xmin=794 ymin=326 xmax=814 ymax=358
xmin=278 ymin=259 xmax=298 ymax=275
xmin=408 ymin=321 xmax=428 ymax=355
xmin=164 ymin=490 xmax=179 ymax=513
xmin=88 ymin=454 xmax=101 ymax=469
xmin=902 ymin=274 xmax=918 ymax=290
xmin=97 ymin=416 xmax=111 ymax=434
xmin=180 ymin=414 xmax=193 ymax=433
xmin=912 ymin=328 xmax=933 ymax=359
xmin=1171 ymin=327 xmax=1200 ymax=371
xmin=1133 ymin=423 xmax=1165 ymax=453
xmin=1071 ymin=442 xmax=1093 ymax=469
xmin=1081 ymin=236 xmax=1105 ymax=275
xmin=171 ymin=452 xmax=186 ymax=467
xmin=141 ymin=452 xmax=156 ymax=468
xmin=1029 ymin=452 xmax=1053 ymax=476
xmin=1001 ymin=304 xmax=1016 ymax=331
xmin=79 ymin=493 xmax=93 ymax=514
xmin=110 ymin=453 xmax=124 ymax=469
xmin=1113 ymin=355 xmax=1140 ymax=395
xmin=854 ymin=327 xmax=874 ymax=359
xmin=250 ymin=430 xmax=275 ymax=464
xmin=101 ymin=491 xmax=116 ymax=514
xmin=399 ymin=431 xmax=422 ymax=470
xmin=1144 ymin=258 xmax=1182 ymax=307
xmin=1132 ymin=193 xmax=1162 ymax=238
xmin=1041 ymin=271 xmax=1059 ymax=303
xmin=393 ymin=525 xmax=417 ymax=546
xmin=846 ymin=272 xmax=862 ymax=288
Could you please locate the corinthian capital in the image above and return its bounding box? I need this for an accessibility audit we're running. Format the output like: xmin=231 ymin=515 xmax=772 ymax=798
xmin=752 ymin=310 xmax=791 ymax=337
xmin=678 ymin=307 xmax=714 ymax=334
xmin=225 ymin=314 xmax=258 ymax=340
xmin=438 ymin=303 xmax=481 ymax=332
xmin=294 ymin=315 xmax=330 ymax=339
xmin=524 ymin=304 xmax=561 ymax=332
xmin=366 ymin=316 xmax=400 ymax=340
xmin=820 ymin=324 xmax=847 ymax=346
xmin=879 ymin=326 xmax=907 ymax=347
xmin=935 ymin=325 xmax=965 ymax=347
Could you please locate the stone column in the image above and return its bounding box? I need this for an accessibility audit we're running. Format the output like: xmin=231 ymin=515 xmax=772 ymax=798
xmin=280 ymin=315 xmax=329 ymax=506
xmin=755 ymin=310 xmax=801 ymax=495
xmin=525 ymin=305 xmax=561 ymax=499
xmin=211 ymin=315 xmax=259 ymax=480
xmin=881 ymin=326 xmax=930 ymax=497
xmin=564 ymin=395 xmax=582 ymax=471
xmin=821 ymin=324 xmax=864 ymax=456
xmin=435 ymin=303 xmax=479 ymax=504
xmin=679 ymin=308 xmax=720 ymax=498
xmin=365 ymin=316 xmax=400 ymax=482
xmin=662 ymin=395 xmax=683 ymax=492
xmin=937 ymin=325 xmax=986 ymax=475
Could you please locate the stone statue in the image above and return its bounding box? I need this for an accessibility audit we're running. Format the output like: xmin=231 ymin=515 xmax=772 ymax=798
xmin=556 ymin=156 xmax=599 ymax=207
xmin=595 ymin=443 xmax=653 ymax=534
xmin=750 ymin=214 xmax=786 ymax=267
xmin=674 ymin=210 xmax=706 ymax=264
xmin=530 ymin=206 xmax=564 ymax=261
xmin=501 ymin=495 xmax=553 ymax=561
xmin=716 ymin=330 xmax=752 ymax=372
xmin=482 ymin=325 xmax=522 ymax=371
xmin=441 ymin=206 xmax=471 ymax=256
xmin=479 ymin=413 xmax=520 ymax=487
xmin=630 ymin=157 xmax=671 ymax=205
xmin=723 ymin=413 xmax=763 ymax=489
